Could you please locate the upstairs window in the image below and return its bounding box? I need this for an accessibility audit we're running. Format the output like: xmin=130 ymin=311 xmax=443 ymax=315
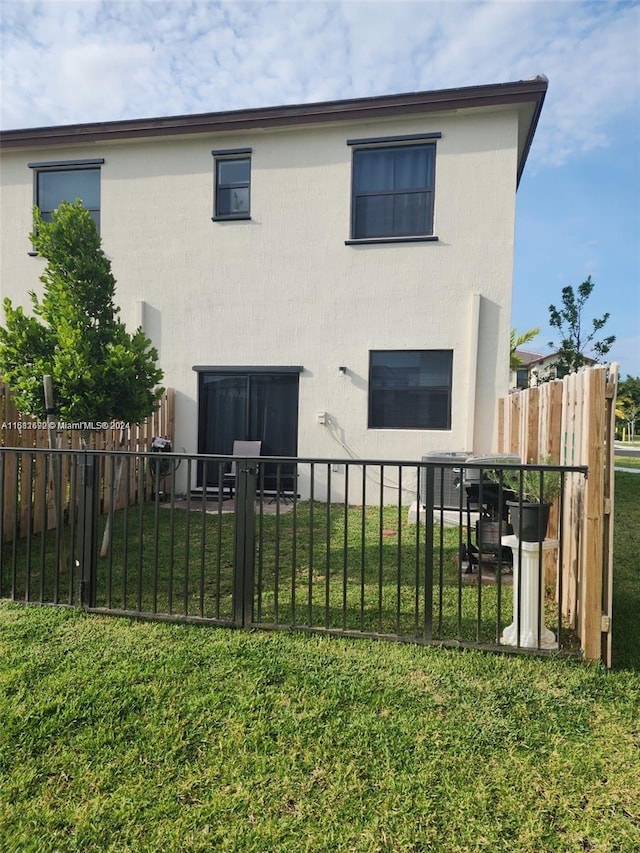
xmin=350 ymin=139 xmax=437 ymax=241
xmin=213 ymin=150 xmax=251 ymax=220
xmin=369 ymin=350 xmax=452 ymax=430
xmin=29 ymin=160 xmax=103 ymax=231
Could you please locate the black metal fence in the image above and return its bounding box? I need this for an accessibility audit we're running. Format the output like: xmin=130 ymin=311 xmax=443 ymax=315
xmin=0 ymin=447 xmax=588 ymax=656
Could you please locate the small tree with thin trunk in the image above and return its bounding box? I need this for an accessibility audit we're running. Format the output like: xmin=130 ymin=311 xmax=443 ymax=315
xmin=547 ymin=276 xmax=615 ymax=374
xmin=616 ymin=376 xmax=640 ymax=441
xmin=0 ymin=200 xmax=164 ymax=555
xmin=0 ymin=201 xmax=163 ymax=426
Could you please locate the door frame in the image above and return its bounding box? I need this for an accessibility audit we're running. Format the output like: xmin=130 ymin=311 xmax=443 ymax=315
xmin=193 ymin=365 xmax=303 ymax=491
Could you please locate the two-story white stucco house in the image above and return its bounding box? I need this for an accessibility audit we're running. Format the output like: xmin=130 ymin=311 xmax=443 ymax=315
xmin=0 ymin=77 xmax=547 ymax=499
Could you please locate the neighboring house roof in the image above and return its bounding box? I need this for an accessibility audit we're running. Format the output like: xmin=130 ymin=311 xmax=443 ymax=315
xmin=515 ymin=349 xmax=547 ymax=367
xmin=520 ymin=351 xmax=597 ymax=369
xmin=0 ymin=76 xmax=548 ymax=186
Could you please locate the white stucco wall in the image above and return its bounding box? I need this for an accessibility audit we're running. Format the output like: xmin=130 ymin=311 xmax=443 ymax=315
xmin=0 ymin=105 xmax=519 ymax=500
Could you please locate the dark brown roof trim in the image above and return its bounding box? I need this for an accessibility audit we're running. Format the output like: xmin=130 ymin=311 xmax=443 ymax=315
xmin=515 ymin=80 xmax=547 ymax=186
xmin=1 ymin=77 xmax=547 ymax=143
xmin=1 ymin=77 xmax=547 ymax=183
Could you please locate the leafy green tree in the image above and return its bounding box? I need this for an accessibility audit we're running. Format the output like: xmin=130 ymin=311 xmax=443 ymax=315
xmin=0 ymin=201 xmax=164 ymax=558
xmin=616 ymin=376 xmax=640 ymax=441
xmin=547 ymin=276 xmax=615 ymax=374
xmin=0 ymin=201 xmax=163 ymax=427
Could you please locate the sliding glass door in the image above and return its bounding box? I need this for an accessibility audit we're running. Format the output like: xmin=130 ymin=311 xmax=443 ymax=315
xmin=197 ymin=370 xmax=299 ymax=490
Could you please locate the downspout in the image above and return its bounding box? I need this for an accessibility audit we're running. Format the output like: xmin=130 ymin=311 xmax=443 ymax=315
xmin=465 ymin=293 xmax=481 ymax=453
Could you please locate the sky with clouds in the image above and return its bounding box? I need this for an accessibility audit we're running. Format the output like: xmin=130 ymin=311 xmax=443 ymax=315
xmin=1 ymin=0 xmax=639 ymax=376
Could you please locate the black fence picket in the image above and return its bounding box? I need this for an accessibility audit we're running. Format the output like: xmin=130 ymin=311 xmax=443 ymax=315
xmin=0 ymin=446 xmax=587 ymax=657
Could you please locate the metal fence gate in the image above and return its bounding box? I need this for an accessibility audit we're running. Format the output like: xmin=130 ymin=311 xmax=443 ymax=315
xmin=1 ymin=447 xmax=587 ymax=657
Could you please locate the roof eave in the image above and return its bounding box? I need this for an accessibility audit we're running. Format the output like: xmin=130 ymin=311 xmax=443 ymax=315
xmin=0 ymin=76 xmax=548 ymax=178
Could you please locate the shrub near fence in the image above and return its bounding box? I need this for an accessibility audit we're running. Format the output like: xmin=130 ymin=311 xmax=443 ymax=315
xmin=496 ymin=363 xmax=618 ymax=665
xmin=0 ymin=381 xmax=175 ymax=539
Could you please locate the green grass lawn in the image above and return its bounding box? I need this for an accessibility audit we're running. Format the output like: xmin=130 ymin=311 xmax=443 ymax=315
xmin=0 ymin=473 xmax=638 ymax=852
xmin=611 ymin=472 xmax=640 ymax=670
xmin=615 ymin=455 xmax=640 ymax=470
xmin=4 ymin=497 xmax=565 ymax=650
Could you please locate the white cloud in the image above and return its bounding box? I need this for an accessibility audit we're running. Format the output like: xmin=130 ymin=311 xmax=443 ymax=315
xmin=1 ymin=0 xmax=637 ymax=377
xmin=55 ymin=41 xmax=156 ymax=118
xmin=0 ymin=0 xmax=638 ymax=168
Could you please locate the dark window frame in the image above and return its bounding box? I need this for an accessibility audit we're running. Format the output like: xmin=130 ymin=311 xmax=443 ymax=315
xmin=212 ymin=148 xmax=252 ymax=221
xmin=516 ymin=367 xmax=529 ymax=390
xmin=28 ymin=158 xmax=103 ymax=234
xmin=368 ymin=349 xmax=453 ymax=430
xmin=347 ymin=135 xmax=439 ymax=244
